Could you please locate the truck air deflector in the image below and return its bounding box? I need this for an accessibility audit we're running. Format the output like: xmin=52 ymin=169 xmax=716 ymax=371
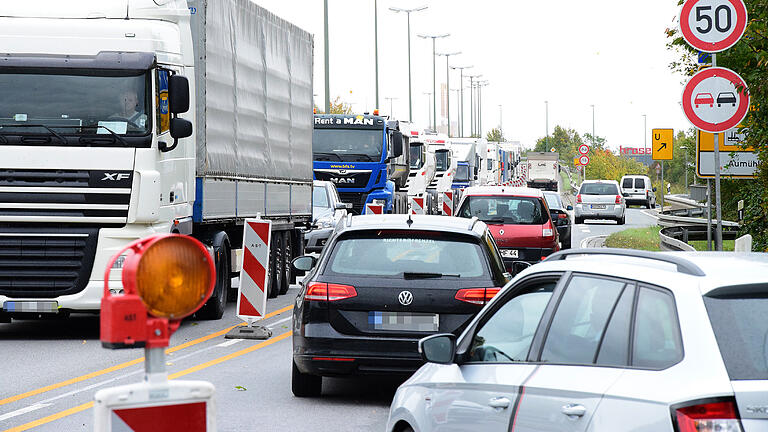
xmin=0 ymin=51 xmax=156 ymax=71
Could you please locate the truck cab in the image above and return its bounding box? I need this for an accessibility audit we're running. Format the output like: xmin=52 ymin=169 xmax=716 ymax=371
xmin=404 ymin=129 xmax=436 ymax=201
xmin=312 ymin=114 xmax=408 ymax=214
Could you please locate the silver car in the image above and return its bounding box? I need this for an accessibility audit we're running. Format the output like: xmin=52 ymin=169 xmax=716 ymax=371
xmin=387 ymin=249 xmax=768 ymax=432
xmin=574 ymin=180 xmax=626 ymax=224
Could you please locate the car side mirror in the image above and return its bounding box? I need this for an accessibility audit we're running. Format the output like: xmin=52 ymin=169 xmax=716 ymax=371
xmin=168 ymin=75 xmax=190 ymax=114
xmin=652 ymin=187 xmax=657 ymax=192
xmin=512 ymin=261 xmax=532 ymax=275
xmin=391 ymin=131 xmax=404 ymax=158
xmin=419 ymin=333 xmax=456 ymax=364
xmin=566 ymin=205 xmax=573 ymax=211
xmin=292 ymin=256 xmax=317 ymax=272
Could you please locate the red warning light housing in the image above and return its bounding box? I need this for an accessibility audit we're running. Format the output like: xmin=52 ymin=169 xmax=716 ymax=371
xmin=101 ymin=234 xmax=215 ymax=350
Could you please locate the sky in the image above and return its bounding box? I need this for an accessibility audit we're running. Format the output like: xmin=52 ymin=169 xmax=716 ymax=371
xmin=253 ymin=0 xmax=693 ymax=150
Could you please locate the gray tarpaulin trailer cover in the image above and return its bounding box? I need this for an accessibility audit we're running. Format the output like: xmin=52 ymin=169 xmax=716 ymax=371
xmin=188 ymin=0 xmax=314 ymax=220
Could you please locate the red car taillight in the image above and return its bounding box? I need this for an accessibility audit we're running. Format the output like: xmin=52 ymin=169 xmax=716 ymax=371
xmin=615 ymin=195 xmax=623 ymax=204
xmin=675 ymin=400 xmax=743 ymax=432
xmin=455 ymin=288 xmax=501 ymax=305
xmin=305 ymin=282 xmax=357 ymax=301
xmin=576 ymin=194 xmax=582 ymax=204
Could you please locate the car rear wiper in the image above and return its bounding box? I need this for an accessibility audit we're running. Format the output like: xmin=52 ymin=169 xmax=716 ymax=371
xmin=482 ymin=218 xmax=507 ymax=224
xmin=0 ymin=123 xmax=67 ymax=145
xmin=403 ymin=272 xmax=460 ymax=279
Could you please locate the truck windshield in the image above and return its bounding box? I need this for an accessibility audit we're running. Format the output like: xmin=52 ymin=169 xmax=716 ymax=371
xmin=409 ymin=143 xmax=424 ymax=169
xmin=0 ymin=70 xmax=151 ymax=137
xmin=455 ymin=165 xmax=470 ymax=182
xmin=435 ymin=150 xmax=450 ymax=171
xmin=312 ymin=128 xmax=382 ymax=162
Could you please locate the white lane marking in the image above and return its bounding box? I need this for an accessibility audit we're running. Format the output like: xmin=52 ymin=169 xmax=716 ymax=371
xmin=268 ymin=316 xmax=292 ymax=329
xmin=216 ymin=339 xmax=243 ymax=348
xmin=580 ymin=227 xmax=591 ymax=233
xmin=0 ymin=403 xmax=52 ymax=421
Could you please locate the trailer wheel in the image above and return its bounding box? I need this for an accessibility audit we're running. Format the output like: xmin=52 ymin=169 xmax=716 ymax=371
xmin=279 ymin=231 xmax=293 ymax=295
xmin=196 ymin=241 xmax=230 ymax=320
xmin=268 ymin=234 xmax=280 ymax=299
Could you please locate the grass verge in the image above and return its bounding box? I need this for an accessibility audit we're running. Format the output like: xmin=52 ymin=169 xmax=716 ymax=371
xmin=605 ymin=226 xmax=736 ymax=251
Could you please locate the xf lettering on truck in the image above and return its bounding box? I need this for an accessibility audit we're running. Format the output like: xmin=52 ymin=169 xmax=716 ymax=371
xmin=102 ymin=173 xmax=131 ymax=181
xmin=314 ymin=117 xmax=375 ymax=126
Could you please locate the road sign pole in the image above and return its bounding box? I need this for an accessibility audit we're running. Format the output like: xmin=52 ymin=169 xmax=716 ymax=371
xmin=707 ymin=179 xmax=713 ymax=251
xmin=712 ymin=53 xmax=724 ymax=251
xmin=661 ymin=161 xmax=665 ymax=210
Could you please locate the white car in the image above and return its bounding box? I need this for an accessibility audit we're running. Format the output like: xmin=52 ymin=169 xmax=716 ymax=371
xmin=574 ymin=180 xmax=626 ymax=224
xmin=621 ymin=175 xmax=656 ymax=209
xmin=387 ymin=249 xmax=768 ymax=432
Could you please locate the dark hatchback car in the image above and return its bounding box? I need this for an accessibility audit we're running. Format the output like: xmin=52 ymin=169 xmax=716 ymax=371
xmin=543 ymin=191 xmax=573 ymax=249
xmin=290 ymin=214 xmax=510 ymax=397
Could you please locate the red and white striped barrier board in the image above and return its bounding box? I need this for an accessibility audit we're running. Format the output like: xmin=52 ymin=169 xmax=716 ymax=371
xmin=237 ymin=219 xmax=272 ymax=322
xmin=409 ymin=197 xmax=425 ymax=215
xmin=440 ymin=191 xmax=454 ymax=216
xmin=365 ymin=203 xmax=384 ymax=215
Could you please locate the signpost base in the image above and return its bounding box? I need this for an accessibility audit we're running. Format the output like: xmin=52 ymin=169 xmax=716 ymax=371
xmin=225 ymin=324 xmax=272 ymax=340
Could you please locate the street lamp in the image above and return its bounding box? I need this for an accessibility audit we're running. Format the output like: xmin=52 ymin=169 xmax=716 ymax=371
xmin=477 ymin=81 xmax=489 ymax=138
xmin=423 ymin=92 xmax=433 ymax=129
xmin=323 ymin=0 xmax=330 ymax=114
xmin=384 ymin=96 xmax=399 ymax=118
xmin=389 ymin=6 xmax=428 ymax=122
xmin=545 ymin=101 xmax=549 ymax=149
xmin=450 ymin=65 xmax=471 ymax=137
xmin=436 ymin=51 xmax=460 ymax=137
xmin=374 ymin=0 xmax=379 ymax=110
xmin=417 ymin=33 xmax=449 ymax=132
xmin=466 ymin=74 xmax=481 ymax=136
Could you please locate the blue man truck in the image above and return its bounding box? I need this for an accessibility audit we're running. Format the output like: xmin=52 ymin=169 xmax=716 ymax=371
xmin=312 ymin=114 xmax=409 ymax=214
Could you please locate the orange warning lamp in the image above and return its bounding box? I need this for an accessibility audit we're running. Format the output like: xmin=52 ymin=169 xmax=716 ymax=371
xmin=101 ymin=234 xmax=215 ymax=349
xmin=373 ymin=109 xmax=379 ymax=116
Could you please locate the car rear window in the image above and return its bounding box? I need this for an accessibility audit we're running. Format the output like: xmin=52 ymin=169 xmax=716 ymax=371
xmin=326 ymin=230 xmax=488 ymax=278
xmin=634 ymin=178 xmax=646 ymax=189
xmin=458 ymin=196 xmax=548 ymax=225
xmin=580 ymin=183 xmax=619 ymax=195
xmin=704 ymin=285 xmax=768 ymax=380
xmin=622 ymin=178 xmax=633 ymax=189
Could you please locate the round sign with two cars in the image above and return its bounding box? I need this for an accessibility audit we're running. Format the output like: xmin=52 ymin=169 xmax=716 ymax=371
xmin=682 ymin=66 xmax=749 ymax=133
xmin=680 ymin=0 xmax=748 ymax=53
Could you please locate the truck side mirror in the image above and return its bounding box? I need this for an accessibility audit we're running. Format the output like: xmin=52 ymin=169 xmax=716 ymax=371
xmin=391 ymin=131 xmax=404 ymax=158
xmin=160 ymin=118 xmax=193 ymax=152
xmin=168 ymin=75 xmax=190 ymax=114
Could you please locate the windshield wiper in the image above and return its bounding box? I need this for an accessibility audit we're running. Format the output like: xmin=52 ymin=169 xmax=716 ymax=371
xmin=403 ymin=272 xmax=460 ymax=279
xmin=482 ymin=218 xmax=507 ymax=224
xmin=313 ymin=152 xmax=342 ymax=161
xmin=0 ymin=124 xmax=67 ymax=145
xmin=79 ymin=125 xmax=130 ymax=147
xmin=341 ymin=153 xmax=375 ymax=162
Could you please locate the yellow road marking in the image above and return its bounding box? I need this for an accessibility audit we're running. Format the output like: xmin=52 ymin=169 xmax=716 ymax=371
xmin=3 ymin=331 xmax=292 ymax=432
xmin=0 ymin=305 xmax=293 ymax=406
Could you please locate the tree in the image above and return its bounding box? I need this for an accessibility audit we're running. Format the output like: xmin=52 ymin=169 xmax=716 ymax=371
xmin=534 ymin=126 xmax=583 ymax=167
xmin=314 ymin=96 xmax=353 ymax=114
xmin=486 ymin=128 xmax=504 ymax=142
xmin=666 ymin=0 xmax=768 ymax=250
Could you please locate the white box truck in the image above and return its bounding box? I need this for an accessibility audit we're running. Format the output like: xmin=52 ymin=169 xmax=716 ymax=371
xmin=0 ymin=0 xmax=313 ymax=321
xmin=526 ymin=152 xmax=560 ymax=191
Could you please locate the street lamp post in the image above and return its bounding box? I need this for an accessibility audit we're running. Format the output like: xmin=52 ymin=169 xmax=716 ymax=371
xmin=545 ymin=101 xmax=549 ymax=149
xmin=451 ymin=65 xmax=472 ymax=137
xmin=477 ymin=81 xmax=489 ymax=138
xmin=374 ymin=0 xmax=379 ymax=110
xmin=389 ymin=6 xmax=427 ymax=122
xmin=437 ymin=51 xmax=460 ymax=137
xmin=418 ymin=33 xmax=449 ymax=132
xmin=466 ymin=74 xmax=481 ymax=136
xmin=323 ymin=0 xmax=330 ymax=114
xmin=423 ymin=92 xmax=432 ymax=128
xmin=385 ymin=97 xmax=399 ymax=118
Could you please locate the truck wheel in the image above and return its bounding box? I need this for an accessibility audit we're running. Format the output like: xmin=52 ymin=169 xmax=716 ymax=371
xmin=273 ymin=232 xmax=286 ymax=297
xmin=292 ymin=361 xmax=322 ymax=397
xmin=280 ymin=231 xmax=293 ymax=295
xmin=196 ymin=243 xmax=230 ymax=320
xmin=268 ymin=235 xmax=280 ymax=299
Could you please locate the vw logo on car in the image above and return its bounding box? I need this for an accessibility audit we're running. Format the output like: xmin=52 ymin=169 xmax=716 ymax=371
xmin=398 ymin=290 xmax=413 ymax=306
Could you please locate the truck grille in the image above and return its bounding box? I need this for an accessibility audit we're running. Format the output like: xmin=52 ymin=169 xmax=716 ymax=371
xmin=314 ymin=169 xmax=372 ymax=189
xmin=0 ymin=229 xmax=99 ymax=298
xmin=338 ymin=192 xmax=369 ymax=215
xmin=0 ymin=169 xmax=132 ymax=225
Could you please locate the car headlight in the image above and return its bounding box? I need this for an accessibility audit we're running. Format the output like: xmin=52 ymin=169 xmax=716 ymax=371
xmin=315 ymin=217 xmax=335 ymax=229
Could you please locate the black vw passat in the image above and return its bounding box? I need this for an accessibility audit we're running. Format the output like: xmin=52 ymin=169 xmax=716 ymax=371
xmin=290 ymin=214 xmax=510 ymax=397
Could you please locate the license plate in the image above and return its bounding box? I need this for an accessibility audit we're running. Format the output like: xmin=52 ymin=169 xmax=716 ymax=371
xmin=501 ymin=249 xmax=519 ymax=258
xmin=369 ymin=311 xmax=439 ymax=332
xmin=590 ymin=204 xmax=606 ymax=209
xmin=3 ymin=301 xmax=58 ymax=313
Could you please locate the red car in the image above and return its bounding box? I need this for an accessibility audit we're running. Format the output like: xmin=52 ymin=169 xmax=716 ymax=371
xmin=456 ymin=186 xmax=559 ymax=273
xmin=694 ymin=92 xmax=714 ymax=108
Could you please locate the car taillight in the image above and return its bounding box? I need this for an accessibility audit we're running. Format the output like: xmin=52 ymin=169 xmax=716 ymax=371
xmin=455 ymin=288 xmax=501 ymax=305
xmin=615 ymin=195 xmax=622 ymax=204
xmin=305 ymin=282 xmax=357 ymax=301
xmin=542 ymin=228 xmax=554 ymax=237
xmin=675 ymin=400 xmax=743 ymax=432
xmin=646 ymin=190 xmax=649 ymax=198
xmin=576 ymin=194 xmax=582 ymax=203
xmin=558 ymin=213 xmax=568 ymax=219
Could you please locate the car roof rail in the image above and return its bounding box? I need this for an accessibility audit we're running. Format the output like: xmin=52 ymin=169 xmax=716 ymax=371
xmin=468 ymin=216 xmax=480 ymax=231
xmin=545 ymin=248 xmax=706 ymax=277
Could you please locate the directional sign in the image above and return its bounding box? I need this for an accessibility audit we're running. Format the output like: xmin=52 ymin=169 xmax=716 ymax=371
xmin=578 ymin=144 xmax=590 ymax=155
xmin=579 ymin=155 xmax=590 ymax=166
xmin=682 ymin=67 xmax=749 ymax=133
xmin=697 ymin=127 xmax=760 ymax=178
xmin=681 ymin=0 xmax=748 ymax=53
xmin=652 ymin=129 xmax=674 ymax=160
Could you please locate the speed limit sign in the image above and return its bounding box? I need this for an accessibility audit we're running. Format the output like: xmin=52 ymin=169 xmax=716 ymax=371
xmin=680 ymin=0 xmax=748 ymax=53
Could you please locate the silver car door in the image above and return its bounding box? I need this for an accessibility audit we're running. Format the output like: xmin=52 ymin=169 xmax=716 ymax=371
xmin=514 ymin=275 xmax=628 ymax=432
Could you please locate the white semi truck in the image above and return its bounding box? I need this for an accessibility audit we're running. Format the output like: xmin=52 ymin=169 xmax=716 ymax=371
xmin=0 ymin=0 xmax=314 ymax=321
xmin=403 ymin=127 xmax=437 ymax=209
xmin=527 ymin=151 xmax=560 ymax=191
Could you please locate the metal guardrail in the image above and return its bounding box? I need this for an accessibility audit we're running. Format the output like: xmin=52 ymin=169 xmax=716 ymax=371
xmin=658 ymin=195 xmax=740 ymax=251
